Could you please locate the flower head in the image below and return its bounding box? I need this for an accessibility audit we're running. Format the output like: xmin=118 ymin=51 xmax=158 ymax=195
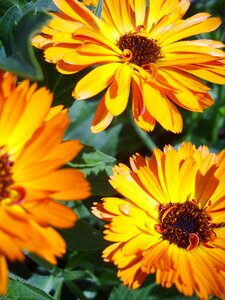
xmin=33 ymin=0 xmax=225 ymax=133
xmin=0 ymin=70 xmax=90 ymax=294
xmin=93 ymin=142 xmax=225 ymax=299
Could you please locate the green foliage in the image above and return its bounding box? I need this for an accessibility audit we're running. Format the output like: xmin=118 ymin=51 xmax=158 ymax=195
xmin=0 ymin=2 xmax=51 ymax=80
xmin=60 ymin=219 xmax=108 ymax=251
xmin=95 ymin=0 xmax=103 ymax=18
xmin=109 ymin=282 xmax=199 ymax=300
xmin=0 ymin=276 xmax=54 ymax=300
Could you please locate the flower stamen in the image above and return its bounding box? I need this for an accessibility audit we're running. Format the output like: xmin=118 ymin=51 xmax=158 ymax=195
xmin=117 ymin=34 xmax=162 ymax=67
xmin=0 ymin=148 xmax=14 ymax=201
xmin=156 ymin=201 xmax=214 ymax=250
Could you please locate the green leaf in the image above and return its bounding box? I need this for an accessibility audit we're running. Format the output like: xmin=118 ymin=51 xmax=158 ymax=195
xmin=219 ymin=106 xmax=225 ymax=116
xmin=109 ymin=282 xmax=199 ymax=300
xmin=60 ymin=270 xmax=92 ymax=281
xmin=27 ymin=274 xmax=57 ymax=294
xmin=60 ymin=220 xmax=107 ymax=251
xmin=66 ymin=100 xmax=123 ymax=156
xmin=0 ymin=7 xmax=51 ymax=80
xmin=69 ymin=144 xmax=116 ymax=196
xmin=0 ymin=0 xmax=14 ymax=17
xmin=0 ymin=276 xmax=54 ymax=300
xmin=70 ymin=145 xmax=115 ymax=169
xmin=87 ymin=169 xmax=115 ymax=196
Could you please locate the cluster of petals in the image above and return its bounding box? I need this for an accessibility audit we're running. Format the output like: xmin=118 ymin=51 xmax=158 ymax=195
xmin=0 ymin=70 xmax=90 ymax=294
xmin=93 ymin=142 xmax=225 ymax=299
xmin=33 ymin=0 xmax=225 ymax=133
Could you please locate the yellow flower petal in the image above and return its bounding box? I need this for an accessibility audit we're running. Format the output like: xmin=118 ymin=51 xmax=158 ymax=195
xmin=74 ymin=63 xmax=120 ymax=100
xmin=159 ymin=14 xmax=221 ymax=46
xmin=105 ymin=64 xmax=132 ymax=116
xmin=142 ymin=82 xmax=183 ymax=133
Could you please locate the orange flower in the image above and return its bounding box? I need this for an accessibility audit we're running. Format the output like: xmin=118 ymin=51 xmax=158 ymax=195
xmin=93 ymin=142 xmax=225 ymax=299
xmin=33 ymin=0 xmax=225 ymax=133
xmin=0 ymin=70 xmax=90 ymax=294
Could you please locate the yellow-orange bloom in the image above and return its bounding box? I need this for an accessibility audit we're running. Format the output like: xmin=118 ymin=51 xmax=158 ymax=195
xmin=93 ymin=142 xmax=225 ymax=299
xmin=0 ymin=70 xmax=90 ymax=294
xmin=33 ymin=0 xmax=225 ymax=133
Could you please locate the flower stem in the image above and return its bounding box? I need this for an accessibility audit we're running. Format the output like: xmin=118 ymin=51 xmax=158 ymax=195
xmin=54 ymin=279 xmax=63 ymax=300
xmin=65 ymin=281 xmax=88 ymax=300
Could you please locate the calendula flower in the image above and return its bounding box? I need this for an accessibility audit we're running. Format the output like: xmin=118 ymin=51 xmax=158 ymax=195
xmin=0 ymin=70 xmax=90 ymax=294
xmin=33 ymin=0 xmax=225 ymax=133
xmin=92 ymin=142 xmax=225 ymax=299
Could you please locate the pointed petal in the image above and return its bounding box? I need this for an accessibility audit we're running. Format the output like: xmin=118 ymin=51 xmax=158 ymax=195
xmin=53 ymin=0 xmax=98 ymax=29
xmin=142 ymin=82 xmax=183 ymax=133
xmin=0 ymin=256 xmax=8 ymax=295
xmin=91 ymin=95 xmax=114 ymax=133
xmin=160 ymin=14 xmax=221 ymax=46
xmin=73 ymin=63 xmax=120 ymax=99
xmin=105 ymin=64 xmax=132 ymax=116
xmin=132 ymin=74 xmax=156 ymax=131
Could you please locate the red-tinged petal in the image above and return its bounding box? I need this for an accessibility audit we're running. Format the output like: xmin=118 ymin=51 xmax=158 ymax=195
xmin=132 ymin=75 xmax=156 ymax=131
xmin=91 ymin=95 xmax=114 ymax=133
xmin=142 ymin=82 xmax=183 ymax=133
xmin=53 ymin=0 xmax=98 ymax=29
xmin=179 ymin=64 xmax=225 ymax=85
xmin=57 ymin=60 xmax=87 ymax=74
xmin=105 ymin=64 xmax=132 ymax=116
xmin=187 ymin=233 xmax=200 ymax=251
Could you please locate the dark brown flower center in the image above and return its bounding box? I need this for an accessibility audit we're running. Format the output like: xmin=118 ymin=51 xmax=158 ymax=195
xmin=156 ymin=201 xmax=213 ymax=250
xmin=0 ymin=149 xmax=14 ymax=200
xmin=117 ymin=33 xmax=162 ymax=66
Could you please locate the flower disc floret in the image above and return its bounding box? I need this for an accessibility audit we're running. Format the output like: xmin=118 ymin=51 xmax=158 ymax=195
xmin=117 ymin=33 xmax=162 ymax=66
xmin=157 ymin=201 xmax=212 ymax=250
xmin=0 ymin=149 xmax=13 ymax=200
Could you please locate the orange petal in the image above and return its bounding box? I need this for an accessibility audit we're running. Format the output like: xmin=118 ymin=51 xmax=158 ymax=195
xmin=0 ymin=256 xmax=8 ymax=295
xmin=132 ymin=75 xmax=156 ymax=131
xmin=91 ymin=95 xmax=114 ymax=133
xmin=24 ymin=199 xmax=77 ymax=228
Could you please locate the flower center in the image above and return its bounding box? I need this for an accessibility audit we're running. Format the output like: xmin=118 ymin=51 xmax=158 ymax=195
xmin=156 ymin=201 xmax=213 ymax=250
xmin=117 ymin=32 xmax=162 ymax=67
xmin=174 ymin=213 xmax=198 ymax=233
xmin=0 ymin=148 xmax=14 ymax=200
